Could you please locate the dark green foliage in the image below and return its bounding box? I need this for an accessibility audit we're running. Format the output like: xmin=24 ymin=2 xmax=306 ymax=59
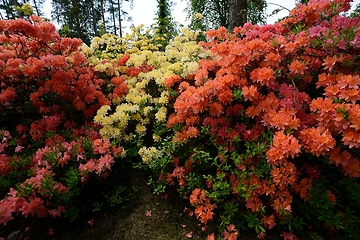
xmin=51 ymin=0 xmax=133 ymax=44
xmin=153 ymin=0 xmax=178 ymax=50
xmin=0 ymin=0 xmax=45 ymax=19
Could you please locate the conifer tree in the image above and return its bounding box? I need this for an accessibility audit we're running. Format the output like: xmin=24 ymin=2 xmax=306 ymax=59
xmin=154 ymin=0 xmax=177 ymax=49
xmin=51 ymin=0 xmax=132 ymax=43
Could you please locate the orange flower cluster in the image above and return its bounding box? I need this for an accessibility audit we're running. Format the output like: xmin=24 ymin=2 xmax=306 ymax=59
xmin=318 ymin=73 xmax=360 ymax=104
xmin=250 ymin=67 xmax=276 ymax=86
xmin=292 ymin=178 xmax=313 ymax=201
xmin=289 ymin=60 xmax=308 ymax=76
xmin=221 ymin=224 xmax=238 ymax=240
xmin=163 ymin=2 xmax=360 ymax=236
xmin=190 ymin=188 xmax=216 ymax=224
xmin=328 ymin=147 xmax=360 ymax=178
xmin=266 ymin=131 xmax=301 ymax=165
xmin=298 ymin=126 xmax=336 ymax=156
xmin=262 ymin=214 xmax=276 ymax=229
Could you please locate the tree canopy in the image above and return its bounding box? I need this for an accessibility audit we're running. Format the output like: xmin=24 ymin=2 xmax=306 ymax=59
xmin=185 ymin=0 xmax=267 ymax=31
xmin=51 ymin=0 xmax=133 ymax=44
xmin=0 ymin=0 xmax=45 ymax=19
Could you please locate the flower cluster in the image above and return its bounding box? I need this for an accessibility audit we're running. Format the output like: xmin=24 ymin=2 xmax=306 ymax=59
xmin=138 ymin=146 xmax=162 ymax=164
xmin=152 ymin=0 xmax=360 ymax=238
xmin=2 ymin=0 xmax=360 ymax=238
xmin=0 ymin=16 xmax=125 ymax=230
xmin=93 ymin=27 xmax=211 ymax=146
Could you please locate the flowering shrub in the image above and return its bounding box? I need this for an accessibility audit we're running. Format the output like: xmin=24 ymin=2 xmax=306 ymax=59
xmin=147 ymin=0 xmax=360 ymax=239
xmin=0 ymin=16 xmax=125 ymax=230
xmin=2 ymin=0 xmax=360 ymax=239
xmin=91 ymin=28 xmax=210 ymax=162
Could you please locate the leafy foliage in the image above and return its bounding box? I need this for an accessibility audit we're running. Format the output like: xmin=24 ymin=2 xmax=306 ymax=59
xmin=0 ymin=15 xmax=125 ymax=229
xmin=2 ymin=1 xmax=360 ymax=240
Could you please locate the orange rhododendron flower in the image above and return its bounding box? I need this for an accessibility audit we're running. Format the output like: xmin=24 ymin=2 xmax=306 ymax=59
xmin=327 ymin=190 xmax=336 ymax=203
xmin=342 ymin=128 xmax=360 ymax=148
xmin=292 ymin=178 xmax=313 ymax=201
xmin=194 ymin=203 xmax=216 ymax=224
xmin=242 ymin=85 xmax=260 ymax=102
xmin=322 ymin=56 xmax=337 ymax=72
xmin=250 ymin=67 xmax=275 ymax=86
xmin=190 ymin=188 xmax=207 ymax=205
xmin=264 ymin=52 xmax=282 ymax=67
xmin=218 ymin=88 xmax=233 ymax=104
xmin=262 ymin=108 xmax=300 ymax=130
xmin=207 ymin=233 xmax=215 ymax=240
xmin=165 ymin=74 xmax=182 ymax=88
xmin=289 ymin=60 xmax=307 ymax=75
xmin=266 ymin=131 xmax=301 ymax=164
xmin=316 ymin=73 xmax=336 ymax=88
xmin=209 ymin=102 xmax=223 ymax=117
xmin=328 ymin=147 xmax=360 ymax=177
xmin=262 ymin=214 xmax=276 ymax=229
xmin=299 ymin=126 xmax=335 ymax=156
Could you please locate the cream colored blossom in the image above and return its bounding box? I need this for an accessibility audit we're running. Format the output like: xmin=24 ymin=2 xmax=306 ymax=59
xmin=94 ymin=26 xmax=213 ymax=145
xmin=138 ymin=146 xmax=162 ymax=164
xmin=194 ymin=13 xmax=203 ymax=20
xmin=143 ymin=106 xmax=153 ymax=116
xmin=135 ymin=123 xmax=146 ymax=134
xmin=155 ymin=107 xmax=167 ymax=122
xmin=153 ymin=134 xmax=161 ymax=142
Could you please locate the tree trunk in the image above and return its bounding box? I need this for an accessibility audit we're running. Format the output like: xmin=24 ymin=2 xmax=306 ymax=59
xmin=100 ymin=0 xmax=106 ymax=33
xmin=32 ymin=0 xmax=40 ymax=16
xmin=90 ymin=0 xmax=98 ymax=36
xmin=110 ymin=0 xmax=117 ymax=35
xmin=228 ymin=0 xmax=247 ymax=30
xmin=117 ymin=0 xmax=122 ymax=37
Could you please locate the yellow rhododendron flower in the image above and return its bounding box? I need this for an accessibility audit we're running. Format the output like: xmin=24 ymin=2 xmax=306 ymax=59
xmin=92 ymin=26 xmax=212 ymax=146
xmin=155 ymin=107 xmax=167 ymax=122
xmin=138 ymin=146 xmax=162 ymax=164
xmin=153 ymin=134 xmax=161 ymax=142
xmin=95 ymin=63 xmax=106 ymax=72
xmin=194 ymin=13 xmax=203 ymax=20
xmin=143 ymin=106 xmax=153 ymax=116
xmin=136 ymin=124 xmax=146 ymax=134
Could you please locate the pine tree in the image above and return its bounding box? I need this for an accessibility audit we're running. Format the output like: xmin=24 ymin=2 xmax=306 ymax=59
xmin=51 ymin=0 xmax=132 ymax=43
xmin=51 ymin=0 xmax=93 ymax=44
xmin=102 ymin=0 xmax=132 ymax=37
xmin=154 ymin=0 xmax=177 ymax=48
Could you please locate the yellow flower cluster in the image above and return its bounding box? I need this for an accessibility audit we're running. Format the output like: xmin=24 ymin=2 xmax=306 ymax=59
xmin=82 ymin=25 xmax=159 ymax=63
xmin=92 ymin=26 xmax=212 ymax=143
xmin=138 ymin=146 xmax=162 ymax=164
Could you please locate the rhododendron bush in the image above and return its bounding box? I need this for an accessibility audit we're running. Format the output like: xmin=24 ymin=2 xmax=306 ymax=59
xmin=1 ymin=0 xmax=360 ymax=239
xmin=0 ymin=15 xmax=126 ymax=229
xmin=149 ymin=0 xmax=360 ymax=239
xmin=88 ymin=26 xmax=209 ymax=162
